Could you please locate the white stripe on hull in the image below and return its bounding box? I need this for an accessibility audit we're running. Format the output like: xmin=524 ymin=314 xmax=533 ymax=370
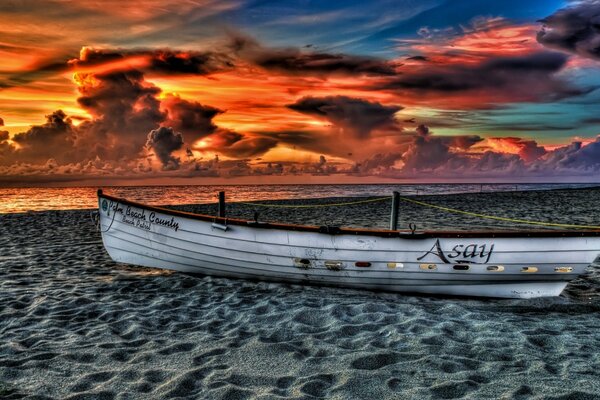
xmin=102 ymin=229 xmax=586 ymax=283
xmin=98 ymin=196 xmax=600 ymax=298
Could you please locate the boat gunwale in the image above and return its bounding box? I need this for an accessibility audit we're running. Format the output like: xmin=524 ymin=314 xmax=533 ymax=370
xmin=97 ymin=189 xmax=600 ymax=238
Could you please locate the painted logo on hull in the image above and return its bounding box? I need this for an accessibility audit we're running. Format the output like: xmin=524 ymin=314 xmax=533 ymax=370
xmin=417 ymin=239 xmax=494 ymax=264
xmin=107 ymin=201 xmax=180 ymax=232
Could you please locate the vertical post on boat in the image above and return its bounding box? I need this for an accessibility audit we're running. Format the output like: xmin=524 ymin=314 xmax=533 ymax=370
xmin=218 ymin=191 xmax=226 ymax=218
xmin=390 ymin=191 xmax=400 ymax=231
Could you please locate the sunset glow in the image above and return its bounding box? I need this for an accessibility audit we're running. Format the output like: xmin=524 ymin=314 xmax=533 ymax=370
xmin=1 ymin=0 xmax=600 ymax=185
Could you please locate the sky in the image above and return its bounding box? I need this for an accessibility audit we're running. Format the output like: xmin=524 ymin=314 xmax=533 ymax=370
xmin=1 ymin=0 xmax=600 ymax=186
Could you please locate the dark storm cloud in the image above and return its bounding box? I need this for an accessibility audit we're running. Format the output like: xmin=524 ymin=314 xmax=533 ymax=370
xmin=0 ymin=47 xmax=235 ymax=89
xmin=71 ymin=47 xmax=235 ymax=75
xmin=415 ymin=124 xmax=430 ymax=136
xmin=76 ymin=70 xmax=165 ymax=160
xmin=287 ymin=95 xmax=402 ymax=139
xmin=1 ymin=64 xmax=230 ymax=171
xmin=537 ymin=1 xmax=600 ymax=60
xmin=402 ymin=135 xmax=461 ymax=172
xmin=371 ymin=52 xmax=588 ymax=103
xmin=8 ymin=110 xmax=77 ymax=164
xmin=255 ymin=129 xmax=340 ymax=156
xmin=1 ymin=31 xmax=400 ymax=90
xmin=399 ymin=125 xmax=484 ymax=173
xmin=204 ymin=129 xmax=278 ymax=158
xmin=230 ymin=33 xmax=397 ymax=76
xmin=148 ymin=49 xmax=235 ymax=74
xmin=146 ymin=126 xmax=184 ymax=170
xmin=224 ymin=137 xmax=278 ymax=158
xmin=406 ymin=55 xmax=429 ymax=61
xmin=162 ymin=95 xmax=223 ymax=144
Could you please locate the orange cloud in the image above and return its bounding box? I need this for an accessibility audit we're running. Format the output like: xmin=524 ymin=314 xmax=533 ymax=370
xmin=408 ymin=21 xmax=542 ymax=65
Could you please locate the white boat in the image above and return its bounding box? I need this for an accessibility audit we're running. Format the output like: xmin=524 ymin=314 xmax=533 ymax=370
xmin=97 ymin=190 xmax=600 ymax=299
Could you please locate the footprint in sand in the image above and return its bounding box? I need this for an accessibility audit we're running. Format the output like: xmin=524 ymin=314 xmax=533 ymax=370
xmin=157 ymin=342 xmax=196 ymax=355
xmin=70 ymin=371 xmax=115 ymax=393
xmin=429 ymin=380 xmax=479 ymax=399
xmin=350 ymin=352 xmax=400 ymax=370
xmin=298 ymin=374 xmax=337 ymax=398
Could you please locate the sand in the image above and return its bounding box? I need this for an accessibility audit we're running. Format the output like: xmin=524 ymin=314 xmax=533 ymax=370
xmin=1 ymin=188 xmax=600 ymax=399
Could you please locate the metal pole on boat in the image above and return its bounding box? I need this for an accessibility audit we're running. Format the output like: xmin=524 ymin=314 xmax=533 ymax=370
xmin=218 ymin=191 xmax=226 ymax=218
xmin=390 ymin=191 xmax=400 ymax=231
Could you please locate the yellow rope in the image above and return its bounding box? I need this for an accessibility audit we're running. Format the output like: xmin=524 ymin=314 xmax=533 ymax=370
xmin=238 ymin=194 xmax=599 ymax=230
xmin=400 ymin=197 xmax=600 ymax=230
xmin=238 ymin=196 xmax=390 ymax=209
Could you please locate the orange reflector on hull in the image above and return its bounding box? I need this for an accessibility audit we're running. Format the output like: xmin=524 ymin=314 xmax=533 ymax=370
xmin=521 ymin=266 xmax=538 ymax=273
xmin=554 ymin=266 xmax=573 ymax=273
xmin=355 ymin=262 xmax=371 ymax=268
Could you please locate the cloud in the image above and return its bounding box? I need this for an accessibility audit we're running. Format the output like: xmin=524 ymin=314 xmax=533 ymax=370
xmin=0 ymin=117 xmax=4 ymax=126
xmin=200 ymin=129 xmax=278 ymax=158
xmin=401 ymin=18 xmax=542 ymax=64
xmin=342 ymin=125 xmax=485 ymax=176
xmin=537 ymin=1 xmax=600 ymax=60
xmin=352 ymin=152 xmax=403 ymax=175
xmin=473 ymin=151 xmax=525 ymax=174
xmin=146 ymin=126 xmax=184 ymax=170
xmin=0 ymin=46 xmax=236 ymax=89
xmin=75 ymin=70 xmax=165 ymax=160
xmin=402 ymin=134 xmax=464 ymax=173
xmin=161 ymin=95 xmax=222 ymax=144
xmin=351 ymin=132 xmax=600 ymax=179
xmin=2 ymin=110 xmax=77 ymax=165
xmin=287 ymin=95 xmax=402 ymax=139
xmin=2 ymin=34 xmax=397 ymax=89
xmin=406 ymin=55 xmax=429 ymax=62
xmin=0 ymin=56 xmax=75 ymax=89
xmin=230 ymin=33 xmax=398 ymax=76
xmin=415 ymin=124 xmax=429 ymax=136
xmin=1 ymin=65 xmax=231 ymax=171
xmin=71 ymin=47 xmax=235 ymax=76
xmin=532 ymin=136 xmax=600 ymax=173
xmin=484 ymin=137 xmax=547 ymax=162
xmin=370 ymin=51 xmax=588 ymax=106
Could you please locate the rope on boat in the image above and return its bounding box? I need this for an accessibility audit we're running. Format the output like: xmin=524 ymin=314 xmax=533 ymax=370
xmin=93 ymin=207 xmax=117 ymax=233
xmin=237 ymin=194 xmax=600 ymax=230
xmin=399 ymin=196 xmax=600 ymax=230
xmin=237 ymin=196 xmax=390 ymax=208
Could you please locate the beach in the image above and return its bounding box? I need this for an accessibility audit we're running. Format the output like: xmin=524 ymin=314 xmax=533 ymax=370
xmin=1 ymin=188 xmax=600 ymax=399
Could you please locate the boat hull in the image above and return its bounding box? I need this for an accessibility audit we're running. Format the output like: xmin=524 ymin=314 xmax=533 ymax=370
xmin=98 ymin=194 xmax=600 ymax=299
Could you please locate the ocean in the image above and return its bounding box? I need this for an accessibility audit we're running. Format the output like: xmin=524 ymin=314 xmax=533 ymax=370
xmin=0 ymin=182 xmax=598 ymax=214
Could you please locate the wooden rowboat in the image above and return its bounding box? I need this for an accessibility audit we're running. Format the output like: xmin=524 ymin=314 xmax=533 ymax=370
xmin=97 ymin=190 xmax=600 ymax=299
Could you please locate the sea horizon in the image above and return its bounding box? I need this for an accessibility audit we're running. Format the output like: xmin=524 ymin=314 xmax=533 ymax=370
xmin=2 ymin=182 xmax=600 ymax=214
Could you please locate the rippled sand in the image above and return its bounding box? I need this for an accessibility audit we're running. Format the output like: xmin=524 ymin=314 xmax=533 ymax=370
xmin=1 ymin=188 xmax=600 ymax=399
